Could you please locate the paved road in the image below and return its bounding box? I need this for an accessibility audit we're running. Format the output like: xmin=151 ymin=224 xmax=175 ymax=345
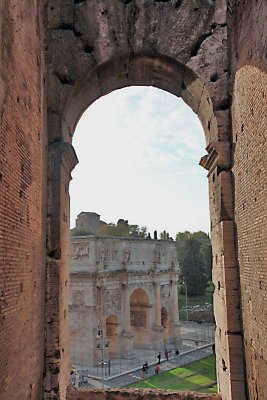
xmin=81 ymin=345 xmax=214 ymax=388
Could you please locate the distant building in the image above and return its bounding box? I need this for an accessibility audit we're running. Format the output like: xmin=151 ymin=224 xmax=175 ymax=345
xmin=69 ymin=213 xmax=180 ymax=369
xmin=75 ymin=212 xmax=107 ymax=234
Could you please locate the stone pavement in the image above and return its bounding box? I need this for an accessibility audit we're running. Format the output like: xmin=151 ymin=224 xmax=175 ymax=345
xmin=80 ymin=344 xmax=214 ymax=388
xmin=76 ymin=322 xmax=215 ymax=382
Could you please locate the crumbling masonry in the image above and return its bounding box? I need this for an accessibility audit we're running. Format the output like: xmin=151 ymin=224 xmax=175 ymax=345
xmin=0 ymin=1 xmax=266 ymax=400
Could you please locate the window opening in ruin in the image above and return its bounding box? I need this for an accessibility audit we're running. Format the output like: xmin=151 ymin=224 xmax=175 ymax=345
xmin=68 ymin=86 xmax=215 ymax=391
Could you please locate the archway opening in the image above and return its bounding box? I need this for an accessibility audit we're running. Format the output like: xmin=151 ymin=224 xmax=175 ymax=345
xmin=130 ymin=288 xmax=150 ymax=348
xmin=67 ymin=85 xmax=215 ymax=383
xmin=106 ymin=315 xmax=119 ymax=357
xmin=161 ymin=306 xmax=169 ymax=344
xmin=161 ymin=307 xmax=168 ymax=329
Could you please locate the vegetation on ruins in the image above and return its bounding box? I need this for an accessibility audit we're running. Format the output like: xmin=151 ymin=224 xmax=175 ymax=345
xmin=97 ymin=219 xmax=148 ymax=238
xmin=70 ymin=228 xmax=94 ymax=236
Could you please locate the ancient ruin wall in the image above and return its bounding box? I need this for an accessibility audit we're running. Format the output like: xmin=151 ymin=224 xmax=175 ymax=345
xmin=67 ymin=387 xmax=221 ymax=400
xmin=230 ymin=1 xmax=267 ymax=398
xmin=0 ymin=1 xmax=46 ymax=400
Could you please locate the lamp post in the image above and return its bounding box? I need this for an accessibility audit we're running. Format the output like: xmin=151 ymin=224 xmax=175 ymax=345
xmin=96 ymin=320 xmax=109 ymax=387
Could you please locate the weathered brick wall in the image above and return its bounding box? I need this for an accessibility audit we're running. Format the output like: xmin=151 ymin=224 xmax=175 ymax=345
xmin=230 ymin=0 xmax=267 ymax=398
xmin=67 ymin=388 xmax=221 ymax=400
xmin=0 ymin=1 xmax=46 ymax=400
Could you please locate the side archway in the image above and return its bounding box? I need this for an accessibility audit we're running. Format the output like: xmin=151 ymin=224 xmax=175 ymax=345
xmin=161 ymin=307 xmax=169 ymax=343
xmin=106 ymin=315 xmax=119 ymax=357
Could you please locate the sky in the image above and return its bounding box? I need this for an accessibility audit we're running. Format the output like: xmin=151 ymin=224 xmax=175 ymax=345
xmin=70 ymin=86 xmax=210 ymax=238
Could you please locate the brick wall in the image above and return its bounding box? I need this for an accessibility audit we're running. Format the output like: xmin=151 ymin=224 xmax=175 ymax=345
xmin=230 ymin=0 xmax=267 ymax=398
xmin=0 ymin=1 xmax=46 ymax=400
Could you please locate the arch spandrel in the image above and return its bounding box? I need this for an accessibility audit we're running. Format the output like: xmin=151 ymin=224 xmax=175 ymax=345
xmin=47 ymin=0 xmax=228 ymax=145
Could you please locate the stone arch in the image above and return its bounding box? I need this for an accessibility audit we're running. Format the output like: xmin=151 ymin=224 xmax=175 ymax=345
xmin=161 ymin=306 xmax=169 ymax=343
xmin=45 ymin=1 xmax=246 ymax=399
xmin=130 ymin=288 xmax=150 ymax=348
xmin=161 ymin=306 xmax=168 ymax=329
xmin=63 ymin=55 xmax=217 ymax=146
xmin=106 ymin=315 xmax=119 ymax=357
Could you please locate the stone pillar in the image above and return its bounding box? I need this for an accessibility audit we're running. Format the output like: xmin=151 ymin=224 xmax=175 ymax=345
xmin=45 ymin=141 xmax=78 ymax=399
xmin=155 ymin=282 xmax=162 ymax=327
xmin=124 ymin=286 xmax=131 ymax=332
xmin=170 ymin=280 xmax=179 ymax=324
xmin=153 ymin=282 xmax=164 ymax=344
xmin=200 ymin=141 xmax=246 ymax=400
xmin=121 ymin=284 xmax=133 ymax=357
xmin=169 ymin=280 xmax=180 ymax=343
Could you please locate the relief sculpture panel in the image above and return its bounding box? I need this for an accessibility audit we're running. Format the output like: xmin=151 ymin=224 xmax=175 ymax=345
xmin=105 ymin=289 xmax=121 ymax=311
xmin=72 ymin=290 xmax=84 ymax=306
xmin=71 ymin=243 xmax=90 ymax=260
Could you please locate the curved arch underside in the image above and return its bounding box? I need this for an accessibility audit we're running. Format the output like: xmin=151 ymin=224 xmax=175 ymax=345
xmin=47 ymin=0 xmax=229 ymax=146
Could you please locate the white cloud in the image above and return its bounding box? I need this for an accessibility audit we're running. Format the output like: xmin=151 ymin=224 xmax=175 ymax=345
xmin=70 ymin=87 xmax=210 ymax=237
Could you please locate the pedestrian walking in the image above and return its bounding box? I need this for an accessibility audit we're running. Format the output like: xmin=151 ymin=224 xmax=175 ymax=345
xmin=141 ymin=364 xmax=146 ymax=378
xmin=157 ymin=351 xmax=161 ymax=364
xmin=165 ymin=348 xmax=169 ymax=361
xmin=144 ymin=361 xmax=149 ymax=374
xmin=175 ymin=348 xmax=180 ymax=356
xmin=155 ymin=364 xmax=161 ymax=374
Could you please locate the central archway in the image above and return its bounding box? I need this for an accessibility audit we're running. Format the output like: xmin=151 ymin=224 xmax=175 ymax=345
xmin=130 ymin=288 xmax=150 ymax=348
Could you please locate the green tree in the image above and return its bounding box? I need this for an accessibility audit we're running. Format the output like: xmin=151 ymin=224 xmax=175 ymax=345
xmin=176 ymin=231 xmax=211 ymax=295
xmin=179 ymin=237 xmax=207 ymax=296
xmin=98 ymin=219 xmax=148 ymax=238
xmin=191 ymin=231 xmax=212 ymax=281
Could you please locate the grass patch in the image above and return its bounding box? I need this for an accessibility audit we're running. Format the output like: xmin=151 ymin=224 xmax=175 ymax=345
xmin=125 ymin=355 xmax=217 ymax=393
xmin=178 ymin=292 xmax=213 ymax=309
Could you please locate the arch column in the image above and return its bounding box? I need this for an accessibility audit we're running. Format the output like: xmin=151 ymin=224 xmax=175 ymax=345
xmin=200 ymin=141 xmax=246 ymax=400
xmin=153 ymin=282 xmax=164 ymax=344
xmin=155 ymin=282 xmax=162 ymax=327
xmin=44 ymin=140 xmax=78 ymax=399
xmin=121 ymin=283 xmax=133 ymax=357
xmin=169 ymin=280 xmax=180 ymax=343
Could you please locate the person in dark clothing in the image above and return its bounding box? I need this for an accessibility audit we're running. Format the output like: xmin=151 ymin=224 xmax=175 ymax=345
xmin=175 ymin=348 xmax=180 ymax=356
xmin=157 ymin=352 xmax=161 ymax=364
xmin=141 ymin=364 xmax=146 ymax=378
xmin=165 ymin=348 xmax=169 ymax=361
xmin=144 ymin=361 xmax=149 ymax=374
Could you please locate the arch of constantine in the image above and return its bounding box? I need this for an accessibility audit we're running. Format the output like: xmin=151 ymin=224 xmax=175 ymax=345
xmin=69 ymin=233 xmax=179 ymax=369
xmin=0 ymin=1 xmax=266 ymax=400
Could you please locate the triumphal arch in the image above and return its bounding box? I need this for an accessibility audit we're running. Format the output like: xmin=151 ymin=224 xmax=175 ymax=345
xmin=69 ymin=233 xmax=179 ymax=368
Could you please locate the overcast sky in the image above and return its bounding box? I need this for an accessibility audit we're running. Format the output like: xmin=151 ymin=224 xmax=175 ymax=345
xmin=70 ymin=86 xmax=210 ymax=238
